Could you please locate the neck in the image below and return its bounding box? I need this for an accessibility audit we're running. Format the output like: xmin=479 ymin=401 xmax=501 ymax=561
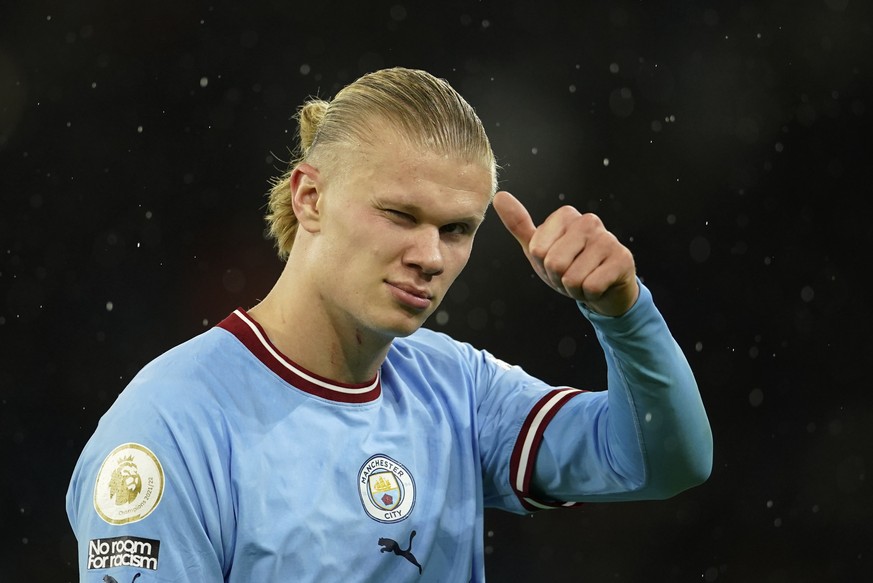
xmin=247 ymin=264 xmax=392 ymax=385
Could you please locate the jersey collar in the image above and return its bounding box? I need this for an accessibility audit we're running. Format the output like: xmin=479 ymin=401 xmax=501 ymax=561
xmin=217 ymin=309 xmax=382 ymax=404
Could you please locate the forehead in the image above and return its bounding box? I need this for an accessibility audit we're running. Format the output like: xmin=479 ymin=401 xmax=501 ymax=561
xmin=341 ymin=127 xmax=494 ymax=212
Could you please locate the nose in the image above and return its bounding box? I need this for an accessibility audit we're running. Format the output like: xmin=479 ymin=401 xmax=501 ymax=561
xmin=404 ymin=226 xmax=444 ymax=276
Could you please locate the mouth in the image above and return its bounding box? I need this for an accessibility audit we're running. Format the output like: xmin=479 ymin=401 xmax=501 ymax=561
xmin=386 ymin=281 xmax=433 ymax=311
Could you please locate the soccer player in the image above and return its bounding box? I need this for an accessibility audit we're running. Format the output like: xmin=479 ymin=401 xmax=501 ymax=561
xmin=67 ymin=67 xmax=713 ymax=581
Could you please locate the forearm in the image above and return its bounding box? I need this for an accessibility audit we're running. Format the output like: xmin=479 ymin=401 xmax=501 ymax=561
xmin=531 ymin=282 xmax=712 ymax=502
xmin=587 ymin=282 xmax=712 ymax=498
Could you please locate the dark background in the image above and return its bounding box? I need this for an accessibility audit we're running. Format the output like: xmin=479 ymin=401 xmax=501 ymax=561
xmin=2 ymin=0 xmax=871 ymax=581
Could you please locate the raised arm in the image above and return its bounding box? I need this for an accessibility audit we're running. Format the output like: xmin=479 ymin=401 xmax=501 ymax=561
xmin=492 ymin=191 xmax=712 ymax=503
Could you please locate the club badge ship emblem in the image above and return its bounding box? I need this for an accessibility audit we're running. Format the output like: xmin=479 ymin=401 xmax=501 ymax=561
xmin=358 ymin=454 xmax=416 ymax=523
xmin=94 ymin=443 xmax=164 ymax=525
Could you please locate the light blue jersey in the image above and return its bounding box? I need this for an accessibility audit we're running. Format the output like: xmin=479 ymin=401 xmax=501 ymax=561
xmin=66 ymin=283 xmax=712 ymax=581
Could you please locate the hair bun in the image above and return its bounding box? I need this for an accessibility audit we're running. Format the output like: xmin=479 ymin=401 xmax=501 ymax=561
xmin=297 ymin=99 xmax=329 ymax=153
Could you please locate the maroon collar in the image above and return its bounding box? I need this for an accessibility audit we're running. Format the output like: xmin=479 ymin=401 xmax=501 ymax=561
xmin=217 ymin=309 xmax=381 ymax=404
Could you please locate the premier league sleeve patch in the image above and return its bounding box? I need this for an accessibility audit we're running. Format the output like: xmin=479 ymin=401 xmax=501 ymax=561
xmin=93 ymin=443 xmax=165 ymax=525
xmin=358 ymin=455 xmax=416 ymax=523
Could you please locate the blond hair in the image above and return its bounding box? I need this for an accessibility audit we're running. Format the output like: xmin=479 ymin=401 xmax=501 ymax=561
xmin=266 ymin=67 xmax=497 ymax=259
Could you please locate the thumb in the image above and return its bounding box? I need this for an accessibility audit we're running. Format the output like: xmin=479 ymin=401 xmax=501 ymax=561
xmin=493 ymin=191 xmax=536 ymax=251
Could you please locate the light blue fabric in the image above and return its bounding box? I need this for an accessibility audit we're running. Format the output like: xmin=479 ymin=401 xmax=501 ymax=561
xmin=67 ymin=282 xmax=711 ymax=582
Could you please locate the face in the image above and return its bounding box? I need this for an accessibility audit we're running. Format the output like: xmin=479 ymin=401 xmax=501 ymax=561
xmin=304 ymin=128 xmax=494 ymax=341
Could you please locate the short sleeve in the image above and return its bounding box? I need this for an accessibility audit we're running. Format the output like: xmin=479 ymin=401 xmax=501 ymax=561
xmin=66 ymin=375 xmax=233 ymax=582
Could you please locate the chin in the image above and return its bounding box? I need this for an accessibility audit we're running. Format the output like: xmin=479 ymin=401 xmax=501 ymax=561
xmin=375 ymin=311 xmax=431 ymax=339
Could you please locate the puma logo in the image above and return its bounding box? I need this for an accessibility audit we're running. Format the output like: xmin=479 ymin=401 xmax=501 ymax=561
xmin=103 ymin=574 xmax=141 ymax=583
xmin=378 ymin=530 xmax=423 ymax=574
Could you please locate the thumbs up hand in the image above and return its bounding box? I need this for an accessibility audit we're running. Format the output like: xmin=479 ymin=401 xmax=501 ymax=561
xmin=492 ymin=191 xmax=639 ymax=317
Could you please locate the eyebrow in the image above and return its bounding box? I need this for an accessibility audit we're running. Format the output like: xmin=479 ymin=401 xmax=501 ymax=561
xmin=375 ymin=199 xmax=487 ymax=226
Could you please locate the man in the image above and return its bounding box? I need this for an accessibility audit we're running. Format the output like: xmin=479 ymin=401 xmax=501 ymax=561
xmin=67 ymin=67 xmax=712 ymax=581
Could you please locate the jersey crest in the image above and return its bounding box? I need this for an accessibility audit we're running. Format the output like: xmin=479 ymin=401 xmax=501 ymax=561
xmin=358 ymin=455 xmax=416 ymax=523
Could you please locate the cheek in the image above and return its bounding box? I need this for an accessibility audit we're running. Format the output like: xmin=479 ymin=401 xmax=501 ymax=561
xmin=444 ymin=245 xmax=474 ymax=278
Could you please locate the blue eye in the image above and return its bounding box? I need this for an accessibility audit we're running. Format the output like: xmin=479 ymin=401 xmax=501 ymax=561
xmin=440 ymin=223 xmax=470 ymax=236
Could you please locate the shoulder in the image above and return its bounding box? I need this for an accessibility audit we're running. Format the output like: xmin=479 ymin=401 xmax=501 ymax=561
xmin=389 ymin=327 xmax=514 ymax=383
xmin=391 ymin=326 xmax=479 ymax=364
xmin=93 ymin=327 xmax=251 ymax=438
xmin=125 ymin=326 xmax=248 ymax=399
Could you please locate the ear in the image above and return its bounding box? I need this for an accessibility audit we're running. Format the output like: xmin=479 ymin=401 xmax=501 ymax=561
xmin=290 ymin=163 xmax=323 ymax=233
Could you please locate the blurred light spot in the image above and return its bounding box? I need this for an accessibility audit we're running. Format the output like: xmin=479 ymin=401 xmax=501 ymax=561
xmin=390 ymin=5 xmax=407 ymax=21
xmin=105 ymin=301 xmax=114 ymax=312
xmin=434 ymin=310 xmax=449 ymax=325
xmin=749 ymin=388 xmax=764 ymax=407
xmin=800 ymin=285 xmax=814 ymax=302
xmin=200 ymin=77 xmax=209 ymax=87
xmin=557 ymin=336 xmax=576 ymax=358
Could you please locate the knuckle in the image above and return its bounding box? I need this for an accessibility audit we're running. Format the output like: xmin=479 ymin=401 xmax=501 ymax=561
xmin=528 ymin=239 xmax=549 ymax=260
xmin=580 ymin=212 xmax=603 ymax=228
xmin=542 ymin=255 xmax=563 ymax=273
xmin=557 ymin=205 xmax=581 ymax=218
xmin=583 ymin=279 xmax=607 ymax=298
xmin=560 ymin=273 xmax=578 ymax=290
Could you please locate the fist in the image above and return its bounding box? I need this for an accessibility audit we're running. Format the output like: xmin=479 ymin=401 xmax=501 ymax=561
xmin=492 ymin=191 xmax=639 ymax=317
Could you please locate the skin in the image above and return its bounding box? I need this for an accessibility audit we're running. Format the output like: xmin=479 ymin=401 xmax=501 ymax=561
xmin=492 ymin=192 xmax=639 ymax=318
xmin=249 ymin=125 xmax=639 ymax=385
xmin=248 ymin=127 xmax=494 ymax=383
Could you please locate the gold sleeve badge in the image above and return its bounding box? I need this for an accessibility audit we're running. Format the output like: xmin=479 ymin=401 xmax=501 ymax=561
xmin=93 ymin=443 xmax=165 ymax=525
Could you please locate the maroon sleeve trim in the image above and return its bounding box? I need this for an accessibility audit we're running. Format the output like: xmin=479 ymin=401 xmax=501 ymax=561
xmin=509 ymin=387 xmax=585 ymax=511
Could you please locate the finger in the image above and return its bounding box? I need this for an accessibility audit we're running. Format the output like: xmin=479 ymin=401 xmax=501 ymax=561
xmin=532 ymin=207 xmax=587 ymax=292
xmin=493 ymin=191 xmax=536 ymax=251
xmin=528 ymin=206 xmax=581 ymax=264
xmin=567 ymin=248 xmax=638 ymax=316
xmin=540 ymin=234 xmax=585 ymax=295
xmin=559 ymin=244 xmax=609 ymax=300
